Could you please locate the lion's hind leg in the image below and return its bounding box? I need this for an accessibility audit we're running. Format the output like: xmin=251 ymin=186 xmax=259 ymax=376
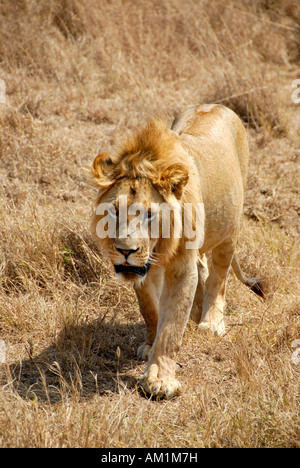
xmin=199 ymin=238 xmax=236 ymax=336
xmin=191 ymin=254 xmax=209 ymax=323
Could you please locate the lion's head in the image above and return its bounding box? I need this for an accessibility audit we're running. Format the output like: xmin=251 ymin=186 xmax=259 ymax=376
xmin=91 ymin=120 xmax=189 ymax=284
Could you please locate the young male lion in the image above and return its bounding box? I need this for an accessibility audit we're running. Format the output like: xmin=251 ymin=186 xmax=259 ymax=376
xmin=91 ymin=104 xmax=263 ymax=399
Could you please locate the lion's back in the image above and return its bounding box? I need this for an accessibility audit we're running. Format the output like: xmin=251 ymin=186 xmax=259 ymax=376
xmin=172 ymin=104 xmax=249 ymax=190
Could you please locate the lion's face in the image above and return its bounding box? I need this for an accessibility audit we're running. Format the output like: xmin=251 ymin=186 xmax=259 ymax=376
xmin=94 ymin=178 xmax=165 ymax=284
xmin=91 ymin=127 xmax=190 ymax=284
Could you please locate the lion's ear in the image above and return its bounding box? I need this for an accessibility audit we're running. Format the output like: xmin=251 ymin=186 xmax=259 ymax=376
xmin=154 ymin=163 xmax=189 ymax=199
xmin=92 ymin=152 xmax=115 ymax=189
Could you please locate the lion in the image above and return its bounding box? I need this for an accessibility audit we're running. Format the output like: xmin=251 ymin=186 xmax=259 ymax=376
xmin=91 ymin=104 xmax=263 ymax=399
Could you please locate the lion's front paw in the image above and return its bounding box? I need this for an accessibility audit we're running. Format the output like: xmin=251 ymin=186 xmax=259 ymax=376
xmin=137 ymin=342 xmax=152 ymax=361
xmin=138 ymin=364 xmax=181 ymax=399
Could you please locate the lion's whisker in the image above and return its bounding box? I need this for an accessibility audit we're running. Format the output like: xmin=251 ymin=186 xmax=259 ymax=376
xmin=149 ymin=257 xmax=160 ymax=266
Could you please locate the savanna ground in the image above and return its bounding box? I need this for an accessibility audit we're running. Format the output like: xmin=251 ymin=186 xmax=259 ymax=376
xmin=0 ymin=0 xmax=299 ymax=448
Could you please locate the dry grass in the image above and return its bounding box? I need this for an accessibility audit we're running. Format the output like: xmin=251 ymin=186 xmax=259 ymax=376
xmin=0 ymin=0 xmax=299 ymax=448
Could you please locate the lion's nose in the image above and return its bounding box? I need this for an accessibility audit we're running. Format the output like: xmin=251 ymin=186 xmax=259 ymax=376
xmin=116 ymin=247 xmax=139 ymax=259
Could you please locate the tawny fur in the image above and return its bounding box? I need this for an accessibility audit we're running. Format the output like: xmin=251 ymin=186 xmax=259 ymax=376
xmin=91 ymin=104 xmax=262 ymax=399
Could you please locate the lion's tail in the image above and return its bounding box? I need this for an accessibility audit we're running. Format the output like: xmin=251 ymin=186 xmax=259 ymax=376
xmin=231 ymin=254 xmax=264 ymax=298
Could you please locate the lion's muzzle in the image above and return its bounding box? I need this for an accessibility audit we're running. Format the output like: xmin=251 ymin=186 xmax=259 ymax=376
xmin=114 ymin=261 xmax=151 ymax=277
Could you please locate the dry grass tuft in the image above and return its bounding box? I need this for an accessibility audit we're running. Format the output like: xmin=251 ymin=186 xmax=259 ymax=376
xmin=0 ymin=0 xmax=299 ymax=448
